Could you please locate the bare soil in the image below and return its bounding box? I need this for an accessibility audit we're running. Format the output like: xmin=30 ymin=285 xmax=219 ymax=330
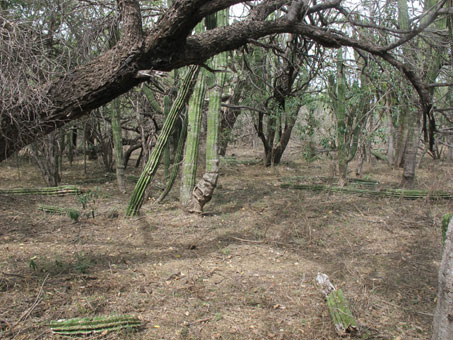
xmin=0 ymin=147 xmax=452 ymax=340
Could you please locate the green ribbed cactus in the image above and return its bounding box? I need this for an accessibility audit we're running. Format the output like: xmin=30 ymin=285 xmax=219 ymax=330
xmin=49 ymin=315 xmax=141 ymax=336
xmin=180 ymin=72 xmax=206 ymax=206
xmin=157 ymin=114 xmax=188 ymax=203
xmin=205 ymin=9 xmax=228 ymax=173
xmin=186 ymin=9 xmax=229 ymax=213
xmin=126 ymin=66 xmax=200 ymax=216
xmin=442 ymin=213 xmax=452 ymax=244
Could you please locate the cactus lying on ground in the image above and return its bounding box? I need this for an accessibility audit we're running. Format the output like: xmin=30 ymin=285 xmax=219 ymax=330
xmin=49 ymin=315 xmax=141 ymax=336
xmin=0 ymin=185 xmax=81 ymax=196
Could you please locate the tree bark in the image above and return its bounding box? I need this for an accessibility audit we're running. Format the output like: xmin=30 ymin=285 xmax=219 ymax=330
xmin=218 ymin=79 xmax=245 ymax=156
xmin=401 ymin=109 xmax=421 ymax=187
xmin=31 ymin=132 xmax=61 ymax=187
xmin=447 ymin=134 xmax=453 ymax=162
xmin=186 ymin=171 xmax=219 ymax=214
xmin=111 ymin=98 xmax=126 ymax=193
xmin=432 ymin=218 xmax=453 ymax=340
xmin=386 ymin=94 xmax=395 ymax=166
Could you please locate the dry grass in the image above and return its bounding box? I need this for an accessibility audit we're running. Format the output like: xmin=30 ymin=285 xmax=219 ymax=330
xmin=0 ymin=147 xmax=452 ymax=340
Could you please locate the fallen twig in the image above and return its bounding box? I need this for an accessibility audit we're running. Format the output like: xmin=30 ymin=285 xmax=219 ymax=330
xmin=230 ymin=236 xmax=265 ymax=244
xmin=11 ymin=274 xmax=48 ymax=333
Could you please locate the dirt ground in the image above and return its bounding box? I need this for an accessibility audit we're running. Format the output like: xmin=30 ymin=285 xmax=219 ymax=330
xmin=0 ymin=146 xmax=452 ymax=340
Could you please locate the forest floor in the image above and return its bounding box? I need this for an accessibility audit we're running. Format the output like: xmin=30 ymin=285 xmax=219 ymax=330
xmin=0 ymin=145 xmax=452 ymax=340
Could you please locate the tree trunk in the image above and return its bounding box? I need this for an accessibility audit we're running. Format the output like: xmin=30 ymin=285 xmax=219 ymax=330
xmin=401 ymin=110 xmax=421 ymax=187
xmin=394 ymin=0 xmax=411 ymax=169
xmin=67 ymin=127 xmax=75 ymax=166
xmin=111 ymin=98 xmax=126 ymax=193
xmin=386 ymin=94 xmax=395 ymax=166
xmin=163 ymin=95 xmax=171 ymax=181
xmin=394 ymin=109 xmax=409 ymax=168
xmin=356 ymin=143 xmax=366 ymax=177
xmin=432 ymin=218 xmax=453 ymax=340
xmin=157 ymin=115 xmax=188 ymax=203
xmin=186 ymin=171 xmax=219 ymax=213
xmin=95 ymin=116 xmax=114 ymax=173
xmin=218 ymin=78 xmax=245 ymax=156
xmin=31 ymin=132 xmax=61 ymax=187
xmin=333 ymin=48 xmax=349 ymax=187
xmin=84 ymin=120 xmax=98 ymax=161
xmin=447 ymin=135 xmax=453 ymax=162
xmin=135 ymin=93 xmax=149 ymax=168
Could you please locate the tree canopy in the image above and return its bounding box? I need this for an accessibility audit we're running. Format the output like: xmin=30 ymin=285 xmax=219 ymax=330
xmin=0 ymin=0 xmax=451 ymax=162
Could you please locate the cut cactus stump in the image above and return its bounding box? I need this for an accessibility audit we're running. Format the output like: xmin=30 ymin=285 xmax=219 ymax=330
xmin=316 ymin=273 xmax=357 ymax=336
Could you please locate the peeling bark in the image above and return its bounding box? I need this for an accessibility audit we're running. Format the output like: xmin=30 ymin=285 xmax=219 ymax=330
xmin=186 ymin=171 xmax=219 ymax=214
xmin=432 ymin=218 xmax=453 ymax=340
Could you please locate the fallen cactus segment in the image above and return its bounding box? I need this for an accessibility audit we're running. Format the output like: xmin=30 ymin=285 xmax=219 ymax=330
xmin=37 ymin=205 xmax=81 ymax=222
xmin=281 ymin=182 xmax=453 ymax=200
xmin=316 ymin=273 xmax=357 ymax=336
xmin=0 ymin=185 xmax=81 ymax=196
xmin=49 ymin=315 xmax=141 ymax=336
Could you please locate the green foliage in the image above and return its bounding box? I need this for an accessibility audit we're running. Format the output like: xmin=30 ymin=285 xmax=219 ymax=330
xmin=27 ymin=252 xmax=93 ymax=275
xmin=38 ymin=205 xmax=81 ymax=223
xmin=442 ymin=213 xmax=452 ymax=244
xmin=296 ymin=94 xmax=336 ymax=162
xmin=68 ymin=209 xmax=80 ymax=223
xmin=29 ymin=256 xmax=38 ymax=271
xmin=73 ymin=252 xmax=93 ymax=274
xmin=77 ymin=189 xmax=98 ymax=217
